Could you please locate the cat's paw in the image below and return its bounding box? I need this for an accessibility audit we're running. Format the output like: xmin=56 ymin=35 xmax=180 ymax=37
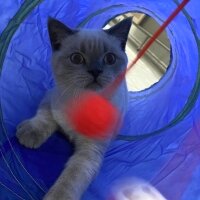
xmin=16 ymin=119 xmax=48 ymax=149
xmin=111 ymin=178 xmax=167 ymax=200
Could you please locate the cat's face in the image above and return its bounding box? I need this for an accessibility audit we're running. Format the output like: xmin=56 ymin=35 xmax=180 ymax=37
xmin=48 ymin=17 xmax=132 ymax=92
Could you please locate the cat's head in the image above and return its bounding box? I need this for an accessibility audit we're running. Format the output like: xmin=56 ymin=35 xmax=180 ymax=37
xmin=48 ymin=17 xmax=132 ymax=92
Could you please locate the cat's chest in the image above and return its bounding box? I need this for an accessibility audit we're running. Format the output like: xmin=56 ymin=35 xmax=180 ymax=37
xmin=50 ymin=83 xmax=128 ymax=137
xmin=50 ymin=95 xmax=75 ymax=138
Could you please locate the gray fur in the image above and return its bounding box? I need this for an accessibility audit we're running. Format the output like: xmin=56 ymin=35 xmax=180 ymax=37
xmin=16 ymin=17 xmax=132 ymax=200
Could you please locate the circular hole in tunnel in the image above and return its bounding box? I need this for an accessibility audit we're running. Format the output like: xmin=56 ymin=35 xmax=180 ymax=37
xmin=104 ymin=12 xmax=171 ymax=92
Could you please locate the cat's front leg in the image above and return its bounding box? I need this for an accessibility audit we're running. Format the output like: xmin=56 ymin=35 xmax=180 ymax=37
xmin=44 ymin=136 xmax=108 ymax=200
xmin=16 ymin=92 xmax=57 ymax=148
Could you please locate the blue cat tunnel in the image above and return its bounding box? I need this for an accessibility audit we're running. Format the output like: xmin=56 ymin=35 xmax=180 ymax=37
xmin=0 ymin=0 xmax=200 ymax=199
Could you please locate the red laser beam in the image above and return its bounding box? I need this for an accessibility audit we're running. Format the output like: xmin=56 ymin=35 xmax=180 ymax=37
xmin=104 ymin=0 xmax=190 ymax=97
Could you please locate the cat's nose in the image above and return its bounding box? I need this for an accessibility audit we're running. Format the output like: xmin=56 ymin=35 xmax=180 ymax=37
xmin=88 ymin=69 xmax=103 ymax=78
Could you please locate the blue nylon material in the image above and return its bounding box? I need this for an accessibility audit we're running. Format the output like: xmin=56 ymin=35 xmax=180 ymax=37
xmin=0 ymin=0 xmax=24 ymax=35
xmin=0 ymin=0 xmax=200 ymax=199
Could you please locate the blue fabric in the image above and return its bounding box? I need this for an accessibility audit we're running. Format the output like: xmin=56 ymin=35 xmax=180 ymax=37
xmin=0 ymin=0 xmax=200 ymax=199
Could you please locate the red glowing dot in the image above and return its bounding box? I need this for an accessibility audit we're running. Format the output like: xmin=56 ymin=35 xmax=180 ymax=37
xmin=66 ymin=92 xmax=120 ymax=140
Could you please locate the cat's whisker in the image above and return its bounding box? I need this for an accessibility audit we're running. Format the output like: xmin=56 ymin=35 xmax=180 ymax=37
xmin=99 ymin=76 xmax=113 ymax=85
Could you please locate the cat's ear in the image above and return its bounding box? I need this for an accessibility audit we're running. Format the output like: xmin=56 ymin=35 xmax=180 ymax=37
xmin=105 ymin=17 xmax=132 ymax=50
xmin=48 ymin=17 xmax=76 ymax=51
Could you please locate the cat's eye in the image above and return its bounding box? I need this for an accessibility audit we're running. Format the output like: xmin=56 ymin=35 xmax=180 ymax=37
xmin=70 ymin=53 xmax=85 ymax=64
xmin=104 ymin=53 xmax=116 ymax=65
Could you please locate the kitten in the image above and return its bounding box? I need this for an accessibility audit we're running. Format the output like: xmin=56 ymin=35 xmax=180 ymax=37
xmin=16 ymin=17 xmax=132 ymax=200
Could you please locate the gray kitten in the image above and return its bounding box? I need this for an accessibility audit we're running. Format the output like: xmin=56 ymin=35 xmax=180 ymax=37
xmin=16 ymin=17 xmax=132 ymax=200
